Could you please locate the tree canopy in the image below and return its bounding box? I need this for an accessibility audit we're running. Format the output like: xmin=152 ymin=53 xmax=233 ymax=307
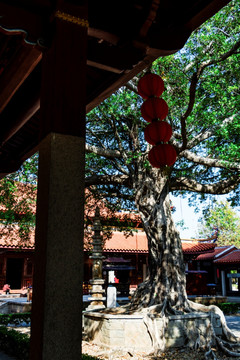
xmin=1 ymin=0 xmax=240 ymax=245
xmin=85 ymin=0 xmax=240 ymax=209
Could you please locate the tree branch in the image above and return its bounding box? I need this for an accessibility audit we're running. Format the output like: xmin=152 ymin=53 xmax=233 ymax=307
xmin=186 ymin=113 xmax=239 ymax=150
xmin=183 ymin=41 xmax=214 ymax=73
xmin=109 ymin=117 xmax=135 ymax=174
xmin=180 ymin=39 xmax=240 ymax=150
xmin=198 ymin=38 xmax=240 ymax=73
xmin=180 ymin=73 xmax=197 ymax=148
xmin=86 ymin=188 xmax=134 ymax=202
xmin=85 ymin=143 xmax=121 ymax=159
xmin=85 ymin=143 xmax=130 ymax=176
xmin=170 ymin=175 xmax=240 ymax=194
xmin=85 ymin=174 xmax=131 ymax=187
xmin=125 ymin=81 xmax=138 ymax=94
xmin=172 ymin=112 xmax=239 ymax=152
xmin=86 ymin=126 xmax=108 ymax=151
xmin=179 ymin=149 xmax=240 ymax=171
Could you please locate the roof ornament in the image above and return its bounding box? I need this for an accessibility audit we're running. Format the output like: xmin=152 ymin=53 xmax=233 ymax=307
xmin=55 ymin=10 xmax=89 ymax=28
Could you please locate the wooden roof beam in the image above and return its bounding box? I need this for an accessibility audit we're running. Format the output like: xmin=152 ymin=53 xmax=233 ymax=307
xmin=88 ymin=28 xmax=120 ymax=46
xmin=86 ymin=54 xmax=157 ymax=113
xmin=87 ymin=60 xmax=123 ymax=74
xmin=0 ymin=45 xmax=41 ymax=113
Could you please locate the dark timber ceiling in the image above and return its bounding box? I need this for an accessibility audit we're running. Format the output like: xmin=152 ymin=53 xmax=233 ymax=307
xmin=0 ymin=0 xmax=231 ymax=177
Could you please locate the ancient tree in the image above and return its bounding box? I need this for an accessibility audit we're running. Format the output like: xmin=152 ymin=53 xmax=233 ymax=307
xmin=85 ymin=1 xmax=240 ymax=357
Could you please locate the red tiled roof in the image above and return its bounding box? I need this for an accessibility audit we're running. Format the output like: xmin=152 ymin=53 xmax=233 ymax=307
xmin=104 ymin=234 xmax=216 ymax=255
xmin=103 ymin=231 xmax=148 ymax=253
xmin=1 ymin=183 xmax=215 ymax=255
xmin=0 ymin=182 xmax=37 ymax=214
xmin=214 ymin=249 xmax=240 ymax=264
xmin=0 ymin=225 xmax=217 ymax=255
xmin=0 ymin=184 xmax=142 ymax=224
xmin=83 ymin=189 xmax=142 ymax=224
xmin=181 ymin=241 xmax=215 ymax=255
xmin=0 ymin=226 xmax=35 ymax=250
xmin=196 ymin=245 xmax=237 ymax=261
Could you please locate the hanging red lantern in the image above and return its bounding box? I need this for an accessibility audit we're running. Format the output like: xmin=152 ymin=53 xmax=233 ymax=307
xmin=144 ymin=121 xmax=172 ymax=145
xmin=148 ymin=144 xmax=177 ymax=168
xmin=138 ymin=73 xmax=164 ymax=99
xmin=141 ymin=97 xmax=168 ymax=122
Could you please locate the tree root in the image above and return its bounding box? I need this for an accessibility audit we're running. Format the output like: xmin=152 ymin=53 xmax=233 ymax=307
xmin=188 ymin=300 xmax=239 ymax=343
xmin=187 ymin=300 xmax=240 ymax=358
xmin=204 ymin=319 xmax=218 ymax=359
xmin=143 ymin=311 xmax=169 ymax=355
xmin=214 ymin=335 xmax=240 ymax=357
xmin=101 ymin=298 xmax=240 ymax=358
xmin=204 ymin=349 xmax=218 ymax=360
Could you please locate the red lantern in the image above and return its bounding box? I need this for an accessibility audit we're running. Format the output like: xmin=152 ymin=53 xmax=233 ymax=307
xmin=148 ymin=144 xmax=177 ymax=168
xmin=141 ymin=97 xmax=168 ymax=122
xmin=144 ymin=121 xmax=172 ymax=145
xmin=138 ymin=73 xmax=164 ymax=99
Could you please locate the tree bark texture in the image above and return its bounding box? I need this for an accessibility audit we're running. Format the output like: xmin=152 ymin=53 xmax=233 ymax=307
xmin=130 ymin=168 xmax=189 ymax=312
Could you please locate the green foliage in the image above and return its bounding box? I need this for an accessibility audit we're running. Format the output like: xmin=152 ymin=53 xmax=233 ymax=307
xmin=217 ymin=302 xmax=240 ymax=314
xmin=0 ymin=324 xmax=100 ymax=360
xmin=1 ymin=1 xmax=240 ymax=243
xmin=198 ymin=200 xmax=240 ymax=246
xmin=82 ymin=354 xmax=100 ymax=360
xmin=0 ymin=313 xmax=31 ymax=326
xmin=0 ymin=326 xmax=29 ymax=360
xmin=0 ymin=154 xmax=38 ymax=244
xmin=85 ymin=0 xmax=240 ymax=215
xmin=158 ymin=4 xmax=240 ymax=187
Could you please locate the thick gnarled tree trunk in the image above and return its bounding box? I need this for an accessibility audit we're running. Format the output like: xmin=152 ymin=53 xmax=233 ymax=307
xmin=130 ymin=169 xmax=189 ymax=312
xmin=123 ymin=169 xmax=240 ymax=358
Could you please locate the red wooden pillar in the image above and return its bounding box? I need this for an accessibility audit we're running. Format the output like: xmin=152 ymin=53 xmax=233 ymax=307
xmin=30 ymin=4 xmax=88 ymax=360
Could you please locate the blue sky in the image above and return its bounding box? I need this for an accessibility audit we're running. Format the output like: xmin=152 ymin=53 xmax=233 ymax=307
xmin=171 ymin=196 xmax=202 ymax=239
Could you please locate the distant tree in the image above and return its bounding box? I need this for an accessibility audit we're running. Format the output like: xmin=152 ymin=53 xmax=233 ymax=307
xmin=198 ymin=200 xmax=240 ymax=247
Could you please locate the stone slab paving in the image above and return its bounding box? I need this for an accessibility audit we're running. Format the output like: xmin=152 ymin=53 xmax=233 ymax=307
xmin=0 ymin=306 xmax=239 ymax=359
xmin=225 ymin=315 xmax=240 ymax=337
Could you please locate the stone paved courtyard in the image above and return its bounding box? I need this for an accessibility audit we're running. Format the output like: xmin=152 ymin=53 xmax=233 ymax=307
xmin=0 ymin=296 xmax=240 ymax=360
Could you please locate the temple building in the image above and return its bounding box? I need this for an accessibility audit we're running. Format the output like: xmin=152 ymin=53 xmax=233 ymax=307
xmin=0 ymin=185 xmax=239 ymax=297
xmin=1 ymin=216 xmax=240 ymax=297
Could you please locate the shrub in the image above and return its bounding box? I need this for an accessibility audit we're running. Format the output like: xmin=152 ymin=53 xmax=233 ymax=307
xmin=217 ymin=302 xmax=240 ymax=314
xmin=0 ymin=326 xmax=29 ymax=360
xmin=0 ymin=313 xmax=31 ymax=326
xmin=0 ymin=325 xmax=100 ymax=360
xmin=82 ymin=355 xmax=100 ymax=360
